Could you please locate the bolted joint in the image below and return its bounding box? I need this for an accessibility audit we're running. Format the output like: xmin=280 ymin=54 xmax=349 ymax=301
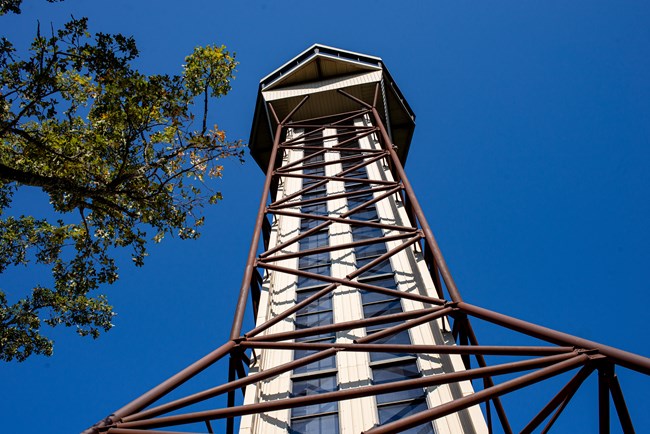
xmin=80 ymin=414 xmax=118 ymax=434
xmin=574 ymin=347 xmax=601 ymax=357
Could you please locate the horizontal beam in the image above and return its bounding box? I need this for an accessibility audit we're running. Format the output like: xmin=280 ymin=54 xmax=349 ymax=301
xmin=268 ymin=208 xmax=418 ymax=233
xmin=258 ymin=231 xmax=415 ymax=264
xmin=122 ymin=348 xmax=338 ymax=422
xmin=248 ymin=234 xmax=422 ymax=338
xmin=114 ymin=353 xmax=582 ymax=430
xmin=278 ymin=171 xmax=396 ymax=185
xmin=240 ymin=341 xmax=575 ymax=356
xmin=268 ymin=183 xmax=397 ymax=211
xmin=257 ymin=262 xmax=446 ymax=306
xmin=283 ymin=108 xmax=369 ymax=126
xmin=247 ymin=307 xmax=447 ymax=343
xmin=356 ymin=307 xmax=453 ymax=344
xmin=260 ymin=183 xmax=403 ymax=258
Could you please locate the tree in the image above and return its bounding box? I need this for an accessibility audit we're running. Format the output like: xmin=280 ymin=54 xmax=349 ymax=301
xmin=0 ymin=7 xmax=243 ymax=361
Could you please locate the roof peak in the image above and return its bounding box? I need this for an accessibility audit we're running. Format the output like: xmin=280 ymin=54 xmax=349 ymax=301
xmin=260 ymin=44 xmax=384 ymax=89
xmin=249 ymin=44 xmax=415 ymax=172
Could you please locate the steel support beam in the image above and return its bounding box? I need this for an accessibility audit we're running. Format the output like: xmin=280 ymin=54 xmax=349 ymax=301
xmin=364 ymin=354 xmax=589 ymax=434
xmin=86 ymin=71 xmax=650 ymax=434
xmin=114 ymin=354 xmax=581 ymax=430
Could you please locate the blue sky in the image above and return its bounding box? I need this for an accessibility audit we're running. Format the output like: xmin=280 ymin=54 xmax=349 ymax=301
xmin=1 ymin=1 xmax=649 ymax=433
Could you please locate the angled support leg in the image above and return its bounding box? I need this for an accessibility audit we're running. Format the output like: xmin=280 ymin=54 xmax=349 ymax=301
xmin=599 ymin=365 xmax=611 ymax=434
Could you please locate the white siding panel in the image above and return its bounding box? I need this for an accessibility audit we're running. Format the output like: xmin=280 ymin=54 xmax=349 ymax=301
xmin=262 ymin=71 xmax=382 ymax=101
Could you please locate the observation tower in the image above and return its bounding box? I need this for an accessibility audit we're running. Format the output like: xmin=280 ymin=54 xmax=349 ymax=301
xmin=241 ymin=44 xmax=487 ymax=433
xmin=84 ymin=44 xmax=649 ymax=434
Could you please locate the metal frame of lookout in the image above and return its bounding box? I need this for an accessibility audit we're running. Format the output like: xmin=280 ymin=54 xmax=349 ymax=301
xmin=85 ymin=44 xmax=649 ymax=434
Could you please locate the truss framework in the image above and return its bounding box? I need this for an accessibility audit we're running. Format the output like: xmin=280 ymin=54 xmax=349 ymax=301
xmin=84 ymin=87 xmax=650 ymax=434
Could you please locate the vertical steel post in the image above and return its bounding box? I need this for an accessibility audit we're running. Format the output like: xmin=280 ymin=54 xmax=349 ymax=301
xmin=599 ymin=367 xmax=611 ymax=434
xmin=230 ymin=121 xmax=283 ymax=340
xmin=226 ymin=357 xmax=236 ymax=434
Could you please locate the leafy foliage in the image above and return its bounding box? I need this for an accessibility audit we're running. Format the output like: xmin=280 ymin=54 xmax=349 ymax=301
xmin=0 ymin=0 xmax=63 ymax=16
xmin=0 ymin=16 xmax=242 ymax=361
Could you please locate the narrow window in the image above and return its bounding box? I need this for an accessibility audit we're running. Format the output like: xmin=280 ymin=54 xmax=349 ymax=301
xmin=338 ymin=136 xmax=435 ymax=433
xmin=289 ymin=129 xmax=339 ymax=434
xmin=290 ymin=372 xmax=340 ymax=434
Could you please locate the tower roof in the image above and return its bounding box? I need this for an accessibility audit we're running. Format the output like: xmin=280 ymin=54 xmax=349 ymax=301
xmin=249 ymin=44 xmax=416 ymax=171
